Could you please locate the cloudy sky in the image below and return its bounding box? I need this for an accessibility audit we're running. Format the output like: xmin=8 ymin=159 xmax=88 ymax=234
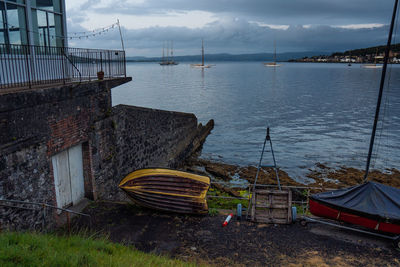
xmin=65 ymin=0 xmax=399 ymax=57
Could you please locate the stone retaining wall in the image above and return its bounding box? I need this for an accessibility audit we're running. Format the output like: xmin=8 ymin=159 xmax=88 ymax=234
xmin=0 ymin=78 xmax=213 ymax=230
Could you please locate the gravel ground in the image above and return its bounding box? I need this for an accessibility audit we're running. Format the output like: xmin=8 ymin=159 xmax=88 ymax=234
xmin=72 ymin=201 xmax=400 ymax=266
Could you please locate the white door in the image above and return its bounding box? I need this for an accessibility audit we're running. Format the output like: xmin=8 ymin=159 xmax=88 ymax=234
xmin=68 ymin=145 xmax=85 ymax=205
xmin=51 ymin=144 xmax=85 ymax=209
xmin=52 ymin=150 xmax=72 ymax=209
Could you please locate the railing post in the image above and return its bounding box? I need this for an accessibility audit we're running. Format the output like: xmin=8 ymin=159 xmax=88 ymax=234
xmin=88 ymin=49 xmax=91 ymax=81
xmin=61 ymin=47 xmax=65 ymax=84
xmin=100 ymin=52 xmax=103 ymax=72
xmin=123 ymin=50 xmax=126 ymax=77
xmin=107 ymin=50 xmax=109 ymax=78
xmin=24 ymin=45 xmax=32 ymax=89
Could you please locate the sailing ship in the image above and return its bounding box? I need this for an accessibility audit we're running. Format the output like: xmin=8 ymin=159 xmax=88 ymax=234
xmin=159 ymin=41 xmax=179 ymax=66
xmin=309 ymin=0 xmax=400 ymax=246
xmin=362 ymin=48 xmax=382 ymax=68
xmin=264 ymin=40 xmax=282 ymax=67
xmin=191 ymin=39 xmax=212 ymax=68
xmin=119 ymin=168 xmax=210 ymax=214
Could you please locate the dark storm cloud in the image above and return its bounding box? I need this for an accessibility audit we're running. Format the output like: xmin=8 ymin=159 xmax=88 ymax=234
xmin=81 ymin=0 xmax=396 ymax=25
xmin=68 ymin=17 xmax=390 ymax=56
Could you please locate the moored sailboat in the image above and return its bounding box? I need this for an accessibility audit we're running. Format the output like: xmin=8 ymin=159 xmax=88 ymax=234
xmin=191 ymin=39 xmax=213 ymax=68
xmin=264 ymin=40 xmax=282 ymax=67
xmin=361 ymin=48 xmax=382 ymax=68
xmin=159 ymin=41 xmax=179 ymax=66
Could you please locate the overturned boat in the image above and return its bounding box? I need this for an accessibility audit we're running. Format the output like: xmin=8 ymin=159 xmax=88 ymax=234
xmin=119 ymin=168 xmax=210 ymax=214
xmin=310 ymin=181 xmax=400 ymax=235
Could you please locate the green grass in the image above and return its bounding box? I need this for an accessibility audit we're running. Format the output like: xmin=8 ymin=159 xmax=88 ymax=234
xmin=207 ymin=187 xmax=248 ymax=210
xmin=0 ymin=231 xmax=201 ymax=267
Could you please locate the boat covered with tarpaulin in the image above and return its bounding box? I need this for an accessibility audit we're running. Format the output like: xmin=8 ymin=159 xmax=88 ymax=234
xmin=310 ymin=181 xmax=400 ymax=234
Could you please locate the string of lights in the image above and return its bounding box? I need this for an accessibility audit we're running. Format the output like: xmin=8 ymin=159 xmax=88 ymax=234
xmin=3 ymin=20 xmax=120 ymax=40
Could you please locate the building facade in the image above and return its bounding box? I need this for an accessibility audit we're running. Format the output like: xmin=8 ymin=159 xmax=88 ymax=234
xmin=1 ymin=0 xmax=67 ymax=47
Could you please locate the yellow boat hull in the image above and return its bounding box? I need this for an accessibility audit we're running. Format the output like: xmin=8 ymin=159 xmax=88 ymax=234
xmin=119 ymin=168 xmax=210 ymax=214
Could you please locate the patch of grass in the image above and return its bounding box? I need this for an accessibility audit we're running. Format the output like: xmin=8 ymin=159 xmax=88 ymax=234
xmin=208 ymin=208 xmax=219 ymax=216
xmin=0 ymin=231 xmax=201 ymax=267
xmin=207 ymin=188 xmax=248 ymax=210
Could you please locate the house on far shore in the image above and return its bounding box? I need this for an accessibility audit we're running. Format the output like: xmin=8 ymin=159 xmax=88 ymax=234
xmin=0 ymin=0 xmax=211 ymax=230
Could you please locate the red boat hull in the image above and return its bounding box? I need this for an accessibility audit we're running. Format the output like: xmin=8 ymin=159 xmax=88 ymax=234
xmin=309 ymin=199 xmax=400 ymax=235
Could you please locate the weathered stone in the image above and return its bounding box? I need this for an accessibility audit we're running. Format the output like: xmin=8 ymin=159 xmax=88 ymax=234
xmin=0 ymin=78 xmax=213 ymax=230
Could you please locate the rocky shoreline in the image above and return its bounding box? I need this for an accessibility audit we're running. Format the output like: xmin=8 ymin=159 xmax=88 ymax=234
xmin=184 ymin=157 xmax=400 ymax=191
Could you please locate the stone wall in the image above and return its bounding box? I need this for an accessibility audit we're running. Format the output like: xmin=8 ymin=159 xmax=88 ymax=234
xmin=92 ymin=105 xmax=214 ymax=201
xmin=0 ymin=78 xmax=130 ymax=230
xmin=0 ymin=78 xmax=214 ymax=230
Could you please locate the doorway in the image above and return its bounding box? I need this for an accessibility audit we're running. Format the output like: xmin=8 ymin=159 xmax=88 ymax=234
xmin=51 ymin=144 xmax=85 ymax=209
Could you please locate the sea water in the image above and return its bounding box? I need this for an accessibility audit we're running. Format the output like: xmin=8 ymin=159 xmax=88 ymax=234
xmin=112 ymin=62 xmax=400 ymax=181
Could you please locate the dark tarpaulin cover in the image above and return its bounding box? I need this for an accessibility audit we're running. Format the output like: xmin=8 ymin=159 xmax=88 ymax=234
xmin=310 ymin=181 xmax=400 ymax=224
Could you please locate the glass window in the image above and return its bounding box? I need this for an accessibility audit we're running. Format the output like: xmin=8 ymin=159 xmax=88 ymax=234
xmin=0 ymin=2 xmax=6 ymax=44
xmin=6 ymin=3 xmax=27 ymax=45
xmin=31 ymin=6 xmax=64 ymax=47
xmin=6 ymin=0 xmax=25 ymax=4
xmin=48 ymin=12 xmax=55 ymax=46
xmin=54 ymin=13 xmax=62 ymax=46
xmin=36 ymin=0 xmax=53 ymax=11
xmin=37 ymin=9 xmax=47 ymax=46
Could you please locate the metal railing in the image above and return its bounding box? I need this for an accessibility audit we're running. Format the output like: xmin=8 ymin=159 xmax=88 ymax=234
xmin=0 ymin=44 xmax=126 ymax=90
xmin=0 ymin=199 xmax=91 ymax=232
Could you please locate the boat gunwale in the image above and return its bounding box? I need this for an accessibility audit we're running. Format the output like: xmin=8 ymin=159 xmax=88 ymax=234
xmin=309 ymin=197 xmax=400 ymax=226
xmin=119 ymin=168 xmax=211 ymax=187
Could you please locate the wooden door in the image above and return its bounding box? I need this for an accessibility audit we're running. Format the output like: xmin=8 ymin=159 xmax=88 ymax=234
xmin=51 ymin=144 xmax=85 ymax=209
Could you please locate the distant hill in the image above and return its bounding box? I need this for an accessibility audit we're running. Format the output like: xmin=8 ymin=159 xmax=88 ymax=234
xmin=126 ymin=51 xmax=327 ymax=63
xmin=332 ymin=43 xmax=400 ymax=57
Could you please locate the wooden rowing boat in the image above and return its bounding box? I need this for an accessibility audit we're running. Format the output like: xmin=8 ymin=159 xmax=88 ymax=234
xmin=119 ymin=168 xmax=210 ymax=214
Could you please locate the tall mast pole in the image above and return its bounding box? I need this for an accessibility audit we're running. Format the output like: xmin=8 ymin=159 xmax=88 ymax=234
xmin=117 ymin=19 xmax=125 ymax=51
xmin=162 ymin=42 xmax=165 ymax=63
xmin=166 ymin=41 xmax=169 ymax=63
xmin=171 ymin=40 xmax=174 ymax=62
xmin=364 ymin=0 xmax=399 ymax=182
xmin=201 ymin=39 xmax=204 ymax=66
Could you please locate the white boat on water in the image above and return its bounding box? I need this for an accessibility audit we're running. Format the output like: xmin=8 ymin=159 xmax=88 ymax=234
xmin=361 ymin=64 xmax=382 ymax=69
xmin=264 ymin=40 xmax=282 ymax=67
xmin=361 ymin=49 xmax=382 ymax=68
xmin=191 ymin=39 xmax=213 ymax=68
xmin=264 ymin=62 xmax=282 ymax=67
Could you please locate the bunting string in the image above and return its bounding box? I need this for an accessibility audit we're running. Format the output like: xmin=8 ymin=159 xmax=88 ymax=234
xmin=3 ymin=20 xmax=120 ymax=41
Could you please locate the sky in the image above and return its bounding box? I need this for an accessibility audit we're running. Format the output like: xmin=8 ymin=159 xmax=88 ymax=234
xmin=65 ymin=0 xmax=400 ymax=57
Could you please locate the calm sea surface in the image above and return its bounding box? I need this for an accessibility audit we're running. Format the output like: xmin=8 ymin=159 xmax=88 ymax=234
xmin=113 ymin=62 xmax=400 ymax=182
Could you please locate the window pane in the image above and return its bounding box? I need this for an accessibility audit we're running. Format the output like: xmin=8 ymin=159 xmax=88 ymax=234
xmin=0 ymin=1 xmax=5 ymax=30
xmin=1 ymin=2 xmax=8 ymax=44
xmin=48 ymin=12 xmax=56 ymax=46
xmin=6 ymin=0 xmax=25 ymax=4
xmin=6 ymin=3 xmax=27 ymax=45
xmin=31 ymin=9 xmax=39 ymax=45
xmin=54 ymin=13 xmax=63 ymax=47
xmin=37 ymin=10 xmax=48 ymax=46
xmin=35 ymin=0 xmax=54 ymax=11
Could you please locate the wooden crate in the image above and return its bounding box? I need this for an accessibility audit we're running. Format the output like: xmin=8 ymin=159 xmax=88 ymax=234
xmin=250 ymin=189 xmax=292 ymax=224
